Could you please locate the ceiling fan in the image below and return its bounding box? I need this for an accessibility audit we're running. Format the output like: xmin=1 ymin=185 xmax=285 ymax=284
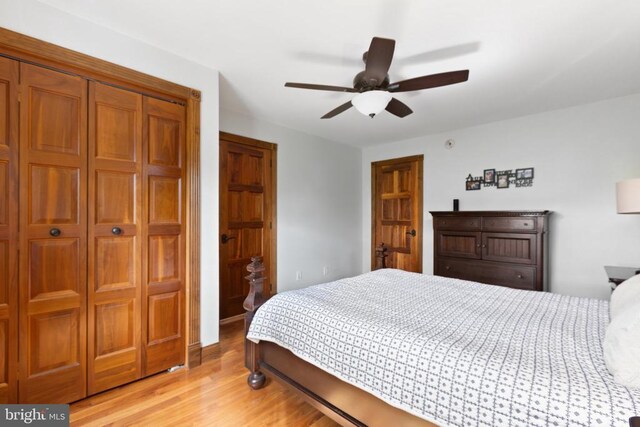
xmin=285 ymin=37 xmax=469 ymax=119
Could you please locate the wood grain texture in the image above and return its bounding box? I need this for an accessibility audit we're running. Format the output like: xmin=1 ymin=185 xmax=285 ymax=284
xmin=371 ymin=155 xmax=423 ymax=272
xmin=19 ymin=63 xmax=88 ymax=403
xmin=0 ymin=56 xmax=18 ymax=403
xmin=1 ymin=30 xmax=201 ymax=401
xmin=69 ymin=321 xmax=338 ymax=427
xmin=142 ymin=97 xmax=186 ymax=376
xmin=219 ymin=133 xmax=276 ymax=320
xmin=186 ymin=90 xmax=201 ymax=367
xmin=431 ymin=211 xmax=551 ymax=291
xmin=88 ymin=82 xmax=143 ymax=395
xmin=0 ymin=28 xmax=190 ymax=102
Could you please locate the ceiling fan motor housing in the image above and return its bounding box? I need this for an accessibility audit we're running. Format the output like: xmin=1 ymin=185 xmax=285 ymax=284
xmin=353 ymin=69 xmax=390 ymax=91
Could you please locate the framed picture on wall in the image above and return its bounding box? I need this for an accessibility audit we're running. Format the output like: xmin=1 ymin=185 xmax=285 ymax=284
xmin=497 ymin=174 xmax=510 ymax=189
xmin=483 ymin=169 xmax=496 ymax=183
xmin=466 ymin=180 xmax=481 ymax=191
xmin=516 ymin=167 xmax=534 ymax=179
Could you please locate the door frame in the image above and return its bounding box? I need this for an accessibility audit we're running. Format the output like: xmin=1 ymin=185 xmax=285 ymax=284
xmin=371 ymin=155 xmax=424 ymax=271
xmin=219 ymin=131 xmax=278 ymax=310
xmin=0 ymin=28 xmax=204 ymax=368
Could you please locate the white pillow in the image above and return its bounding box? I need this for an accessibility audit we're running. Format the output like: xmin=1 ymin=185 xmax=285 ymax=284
xmin=604 ymin=306 xmax=640 ymax=388
xmin=610 ymin=274 xmax=640 ymax=320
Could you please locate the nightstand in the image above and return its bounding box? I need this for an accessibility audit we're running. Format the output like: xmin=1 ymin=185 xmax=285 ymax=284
xmin=605 ymin=266 xmax=640 ymax=291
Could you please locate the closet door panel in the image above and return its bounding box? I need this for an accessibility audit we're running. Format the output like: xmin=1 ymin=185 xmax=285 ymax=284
xmin=19 ymin=63 xmax=87 ymax=403
xmin=0 ymin=56 xmax=18 ymax=403
xmin=88 ymin=82 xmax=142 ymax=395
xmin=143 ymin=97 xmax=185 ymax=375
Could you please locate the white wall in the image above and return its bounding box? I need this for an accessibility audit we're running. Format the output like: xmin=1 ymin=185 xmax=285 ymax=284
xmin=362 ymin=93 xmax=640 ymax=299
xmin=0 ymin=0 xmax=221 ymax=344
xmin=220 ymin=109 xmax=362 ymax=291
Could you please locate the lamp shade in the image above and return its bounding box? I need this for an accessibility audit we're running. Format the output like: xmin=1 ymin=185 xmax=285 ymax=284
xmin=351 ymin=91 xmax=392 ymax=117
xmin=616 ymin=178 xmax=640 ymax=214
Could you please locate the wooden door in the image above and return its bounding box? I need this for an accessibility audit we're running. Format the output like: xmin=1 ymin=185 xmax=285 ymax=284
xmin=18 ymin=63 xmax=87 ymax=403
xmin=219 ymin=134 xmax=275 ymax=320
xmin=142 ymin=97 xmax=186 ymax=375
xmin=88 ymin=82 xmax=142 ymax=394
xmin=0 ymin=56 xmax=18 ymax=403
xmin=371 ymin=155 xmax=423 ymax=272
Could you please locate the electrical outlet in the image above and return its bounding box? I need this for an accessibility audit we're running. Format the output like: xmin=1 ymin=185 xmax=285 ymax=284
xmin=322 ymin=266 xmax=328 ymax=276
xmin=295 ymin=271 xmax=302 ymax=281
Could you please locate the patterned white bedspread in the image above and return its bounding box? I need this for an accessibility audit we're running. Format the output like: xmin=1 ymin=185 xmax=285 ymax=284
xmin=247 ymin=269 xmax=640 ymax=427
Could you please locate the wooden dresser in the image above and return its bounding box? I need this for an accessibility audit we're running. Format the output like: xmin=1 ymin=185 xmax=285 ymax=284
xmin=430 ymin=211 xmax=551 ymax=291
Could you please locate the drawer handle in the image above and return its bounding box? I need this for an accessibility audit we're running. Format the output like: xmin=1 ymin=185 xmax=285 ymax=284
xmin=445 ymin=265 xmax=451 ymax=270
xmin=517 ymin=274 xmax=523 ymax=279
xmin=482 ymin=244 xmax=487 ymax=248
xmin=49 ymin=228 xmax=61 ymax=237
xmin=476 ymin=244 xmax=481 ymax=248
xmin=524 ymin=223 xmax=529 ymax=226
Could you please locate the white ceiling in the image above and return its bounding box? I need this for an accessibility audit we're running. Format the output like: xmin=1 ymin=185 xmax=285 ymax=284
xmin=40 ymin=0 xmax=640 ymax=147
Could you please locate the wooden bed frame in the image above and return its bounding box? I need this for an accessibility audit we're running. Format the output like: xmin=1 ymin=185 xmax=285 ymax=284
xmin=242 ymin=257 xmax=640 ymax=427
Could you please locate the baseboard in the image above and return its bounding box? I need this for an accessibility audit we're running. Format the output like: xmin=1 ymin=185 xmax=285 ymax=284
xmin=188 ymin=342 xmax=202 ymax=368
xmin=220 ymin=313 xmax=244 ymax=325
xmin=201 ymin=342 xmax=221 ymax=363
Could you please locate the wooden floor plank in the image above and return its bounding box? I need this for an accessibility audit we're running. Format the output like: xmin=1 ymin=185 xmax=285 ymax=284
xmin=70 ymin=321 xmax=339 ymax=426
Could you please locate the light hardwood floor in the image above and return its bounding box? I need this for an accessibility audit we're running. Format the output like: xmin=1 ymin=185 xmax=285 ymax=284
xmin=70 ymin=321 xmax=339 ymax=426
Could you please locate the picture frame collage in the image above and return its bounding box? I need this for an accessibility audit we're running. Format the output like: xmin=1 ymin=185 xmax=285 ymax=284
xmin=465 ymin=167 xmax=534 ymax=190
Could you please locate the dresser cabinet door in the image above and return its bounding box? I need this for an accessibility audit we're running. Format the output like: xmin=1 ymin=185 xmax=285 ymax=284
xmin=0 ymin=57 xmax=18 ymax=403
xmin=481 ymin=233 xmax=536 ymax=265
xmin=19 ymin=64 xmax=88 ymax=403
xmin=436 ymin=231 xmax=481 ymax=259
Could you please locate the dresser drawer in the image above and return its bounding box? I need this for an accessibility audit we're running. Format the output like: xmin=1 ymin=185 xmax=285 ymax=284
xmin=434 ymin=216 xmax=481 ymax=231
xmin=436 ymin=258 xmax=538 ymax=291
xmin=482 ymin=217 xmax=536 ymax=232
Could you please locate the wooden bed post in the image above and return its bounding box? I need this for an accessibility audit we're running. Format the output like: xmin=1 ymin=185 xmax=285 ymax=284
xmin=243 ymin=256 xmax=267 ymax=389
xmin=375 ymin=242 xmax=388 ymax=269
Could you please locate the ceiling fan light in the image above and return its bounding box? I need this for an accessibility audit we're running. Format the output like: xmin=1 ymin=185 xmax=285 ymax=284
xmin=352 ymin=90 xmax=392 ymax=118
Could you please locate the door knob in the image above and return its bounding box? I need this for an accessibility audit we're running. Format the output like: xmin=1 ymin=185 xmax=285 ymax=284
xmin=406 ymin=229 xmax=416 ymax=237
xmin=221 ymin=234 xmax=236 ymax=244
xmin=49 ymin=228 xmax=61 ymax=237
xmin=111 ymin=227 xmax=122 ymax=235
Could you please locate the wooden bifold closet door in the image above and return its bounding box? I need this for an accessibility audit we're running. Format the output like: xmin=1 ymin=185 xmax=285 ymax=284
xmin=18 ymin=63 xmax=88 ymax=403
xmin=0 ymin=56 xmax=19 ymax=403
xmin=87 ymin=82 xmax=143 ymax=395
xmin=10 ymin=61 xmax=186 ymax=403
xmin=142 ymin=97 xmax=186 ymax=375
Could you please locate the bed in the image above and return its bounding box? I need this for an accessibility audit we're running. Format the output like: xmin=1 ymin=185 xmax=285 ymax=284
xmin=243 ymin=257 xmax=640 ymax=426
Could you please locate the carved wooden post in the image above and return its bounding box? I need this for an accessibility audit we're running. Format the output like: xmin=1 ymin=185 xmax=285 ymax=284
xmin=244 ymin=256 xmax=267 ymax=390
xmin=375 ymin=243 xmax=388 ymax=269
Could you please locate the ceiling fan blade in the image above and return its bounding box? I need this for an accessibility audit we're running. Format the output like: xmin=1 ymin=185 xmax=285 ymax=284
xmin=363 ymin=37 xmax=395 ymax=85
xmin=285 ymin=82 xmax=357 ymax=93
xmin=321 ymin=101 xmax=353 ymax=119
xmin=387 ymin=70 xmax=469 ymax=92
xmin=385 ymin=98 xmax=413 ymax=118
